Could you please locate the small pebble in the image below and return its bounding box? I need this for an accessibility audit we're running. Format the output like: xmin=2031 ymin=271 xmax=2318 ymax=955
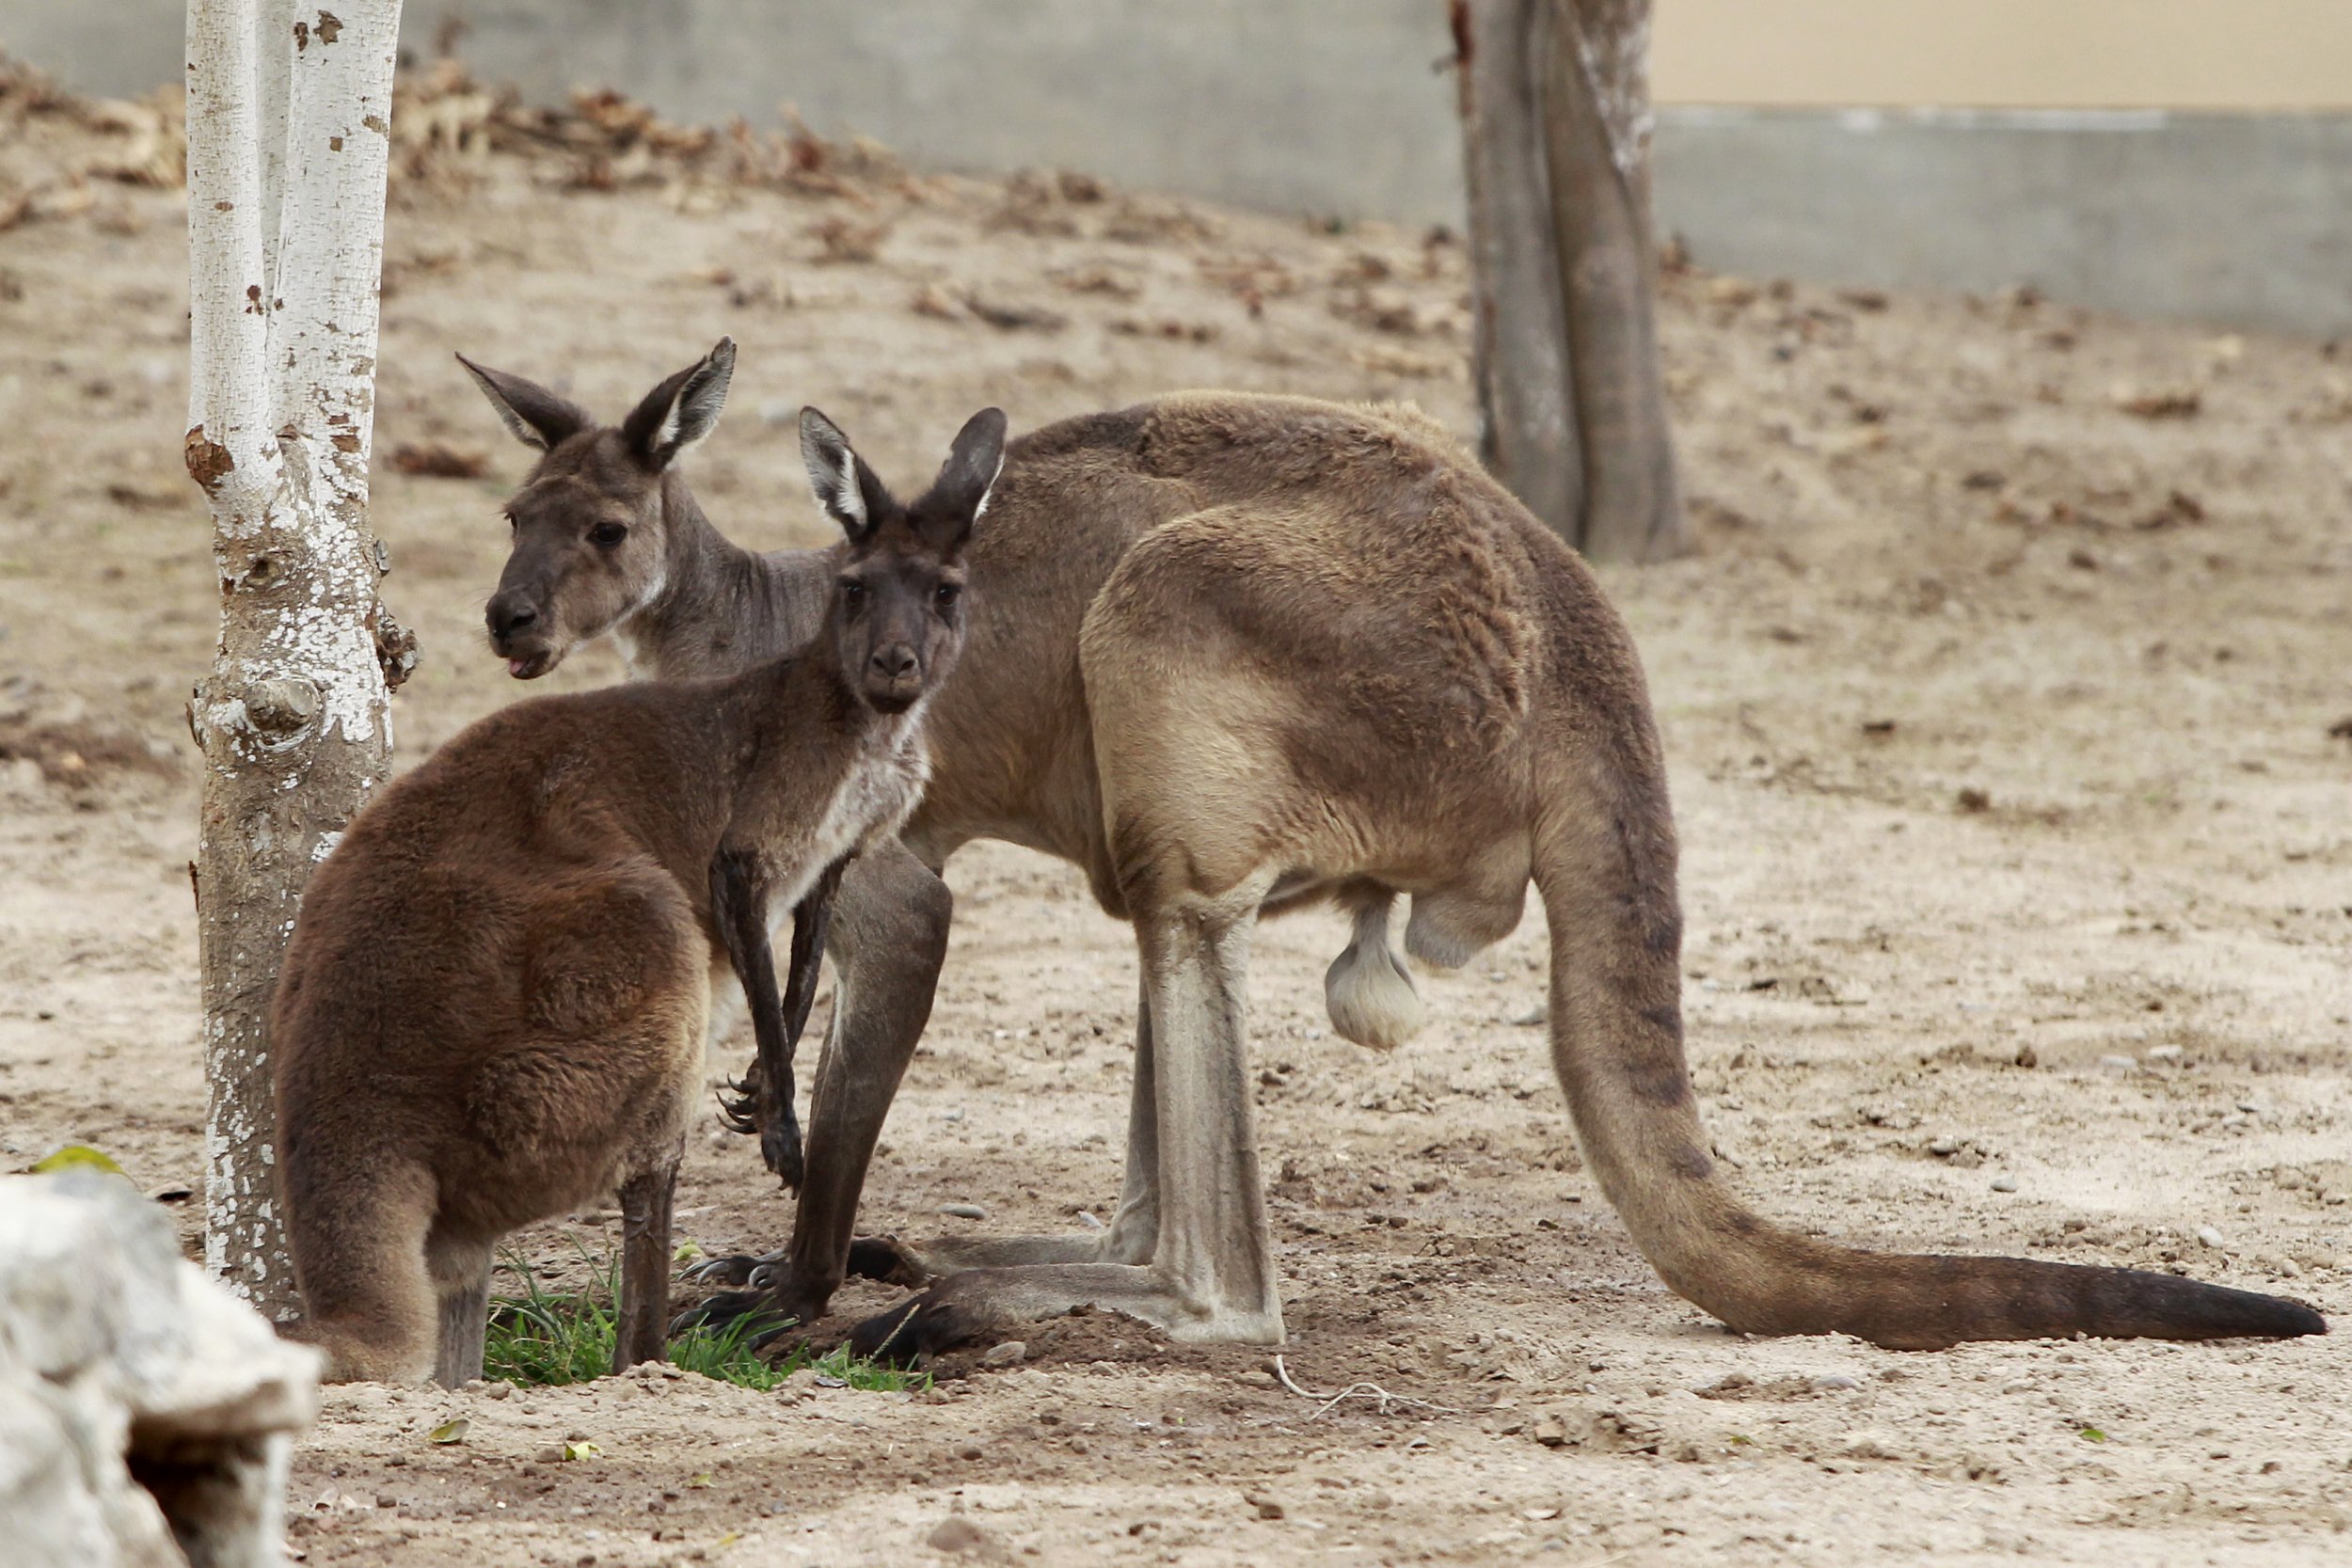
xmin=927 ymin=1517 xmax=991 ymax=1555
xmin=1244 ymin=1493 xmax=1285 ymax=1521
xmin=1510 ymin=1004 xmax=1548 ymax=1028
xmin=1811 ymin=1374 xmax=1862 ymax=1391
xmin=2097 ymin=1053 xmax=2138 ymax=1073
xmin=2147 ymin=1044 xmax=2185 ymax=1064
xmin=1076 ymin=1211 xmax=1104 ymax=1229
xmin=1991 ymin=1176 xmax=2019 ymax=1193
xmin=484 ymin=1381 xmax=513 ymax=1400
xmin=2197 ymin=1225 xmax=2226 ymax=1249
xmin=941 ymin=1202 xmax=988 ymax=1220
xmin=980 ymin=1339 xmax=1027 ymax=1368
xmin=1928 ymin=1134 xmax=1962 ymax=1156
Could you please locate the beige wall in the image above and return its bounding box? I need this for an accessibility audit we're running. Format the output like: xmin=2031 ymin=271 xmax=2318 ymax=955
xmin=1654 ymin=0 xmax=2352 ymax=108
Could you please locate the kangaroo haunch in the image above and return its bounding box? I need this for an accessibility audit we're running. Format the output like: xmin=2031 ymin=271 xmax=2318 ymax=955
xmin=270 ymin=392 xmax=1004 ymax=1385
xmin=463 ymin=357 xmax=2325 ymax=1358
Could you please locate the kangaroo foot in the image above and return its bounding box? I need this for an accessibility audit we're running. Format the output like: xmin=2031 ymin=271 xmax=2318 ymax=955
xmin=844 ymin=1261 xmax=1243 ymax=1365
xmin=681 ymin=1248 xmax=782 ymax=1289
xmin=846 ymin=1295 xmax=954 ymax=1365
xmin=845 ymin=1234 xmax=931 ymax=1287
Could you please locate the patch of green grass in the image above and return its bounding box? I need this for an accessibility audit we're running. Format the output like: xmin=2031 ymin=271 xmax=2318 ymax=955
xmin=481 ymin=1243 xmax=925 ymax=1393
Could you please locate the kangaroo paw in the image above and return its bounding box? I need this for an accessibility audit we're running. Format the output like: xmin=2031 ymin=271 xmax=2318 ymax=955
xmin=758 ymin=1110 xmax=804 ymax=1190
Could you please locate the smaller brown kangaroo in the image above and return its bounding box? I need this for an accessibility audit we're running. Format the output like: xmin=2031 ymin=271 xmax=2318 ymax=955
xmin=270 ymin=400 xmax=1006 ymax=1385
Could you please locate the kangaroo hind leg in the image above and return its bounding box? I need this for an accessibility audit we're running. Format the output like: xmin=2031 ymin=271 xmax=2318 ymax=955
xmin=428 ymin=1230 xmax=494 ymax=1387
xmin=284 ymin=1158 xmax=439 ymax=1384
xmin=616 ymin=1155 xmax=681 ymax=1373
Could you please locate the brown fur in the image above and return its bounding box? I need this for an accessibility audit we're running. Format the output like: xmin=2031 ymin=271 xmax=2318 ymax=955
xmin=469 ymin=370 xmax=2325 ymax=1357
xmin=272 ymin=402 xmax=1002 ymax=1384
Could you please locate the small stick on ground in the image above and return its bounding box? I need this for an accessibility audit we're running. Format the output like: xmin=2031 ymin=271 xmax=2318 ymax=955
xmin=1270 ymin=1354 xmax=1460 ymax=1421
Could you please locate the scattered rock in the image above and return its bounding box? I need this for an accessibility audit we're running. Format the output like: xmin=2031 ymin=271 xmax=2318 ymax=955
xmin=2013 ymin=1044 xmax=2039 ymax=1069
xmin=2197 ymin=1225 xmax=2226 ymax=1250
xmin=2146 ymin=1044 xmax=2185 ymax=1065
xmin=1509 ymin=1003 xmax=1548 ymax=1028
xmin=1928 ymin=1134 xmax=1963 ymax=1156
xmin=1531 ymin=1412 xmax=1571 ymax=1448
xmin=1991 ymin=1176 xmax=2019 ymax=1194
xmin=979 ymin=1340 xmax=1027 ymax=1369
xmin=0 ymin=1172 xmax=321 ymax=1568
xmin=1957 ymin=787 xmax=1993 ymax=814
xmin=941 ymin=1202 xmax=989 ymax=1220
xmin=927 ymin=1515 xmax=993 ymax=1555
xmin=2097 ymin=1053 xmax=2138 ymax=1074
xmin=1244 ymin=1492 xmax=1285 ymax=1520
xmin=1810 ymin=1374 xmax=1862 ymax=1391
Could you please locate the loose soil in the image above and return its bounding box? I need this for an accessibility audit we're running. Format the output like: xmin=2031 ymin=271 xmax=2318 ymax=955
xmin=2 ymin=65 xmax=2349 ymax=1568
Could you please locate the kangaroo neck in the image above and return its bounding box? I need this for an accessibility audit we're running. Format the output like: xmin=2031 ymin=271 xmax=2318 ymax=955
xmin=617 ymin=473 xmax=842 ymax=683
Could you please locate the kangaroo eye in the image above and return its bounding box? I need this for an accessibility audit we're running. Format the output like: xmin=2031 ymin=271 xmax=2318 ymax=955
xmin=590 ymin=522 xmax=628 ymax=546
xmin=934 ymin=582 xmax=961 ymax=608
xmin=840 ymin=579 xmax=866 ymax=603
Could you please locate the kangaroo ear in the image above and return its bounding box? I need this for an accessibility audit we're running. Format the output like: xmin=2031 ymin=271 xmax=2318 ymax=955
xmin=799 ymin=406 xmax=889 ymax=540
xmin=620 ymin=337 xmax=735 ymax=471
xmin=456 ymin=354 xmax=593 ymax=451
xmin=929 ymin=407 xmax=1008 ymax=539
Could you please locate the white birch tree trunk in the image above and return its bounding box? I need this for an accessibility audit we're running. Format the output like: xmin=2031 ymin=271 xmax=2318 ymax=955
xmin=184 ymin=0 xmax=411 ymax=1316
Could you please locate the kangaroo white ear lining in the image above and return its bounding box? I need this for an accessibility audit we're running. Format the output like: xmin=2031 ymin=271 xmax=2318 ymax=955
xmin=832 ymin=465 xmax=867 ymax=528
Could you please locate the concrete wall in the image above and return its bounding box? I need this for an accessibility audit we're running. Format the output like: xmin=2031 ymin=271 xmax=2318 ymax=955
xmin=1653 ymin=109 xmax=2352 ymax=338
xmin=1654 ymin=0 xmax=2352 ymax=110
xmin=7 ymin=1 xmax=2351 ymax=335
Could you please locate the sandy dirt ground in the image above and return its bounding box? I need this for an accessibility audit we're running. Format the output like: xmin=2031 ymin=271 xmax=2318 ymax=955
xmin=3 ymin=62 xmax=2350 ymax=1568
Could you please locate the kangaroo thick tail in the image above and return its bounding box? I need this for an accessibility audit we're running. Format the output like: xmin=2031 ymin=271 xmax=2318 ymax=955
xmin=1532 ymin=770 xmax=2326 ymax=1348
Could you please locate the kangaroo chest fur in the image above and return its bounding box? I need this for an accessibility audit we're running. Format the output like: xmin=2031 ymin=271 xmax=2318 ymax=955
xmin=768 ymin=700 xmax=932 ymax=909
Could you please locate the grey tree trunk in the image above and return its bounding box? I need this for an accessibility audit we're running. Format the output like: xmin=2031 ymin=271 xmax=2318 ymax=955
xmin=1452 ymin=0 xmax=1690 ymax=562
xmin=1452 ymin=0 xmax=1581 ymax=541
xmin=183 ymin=0 xmax=413 ymax=1318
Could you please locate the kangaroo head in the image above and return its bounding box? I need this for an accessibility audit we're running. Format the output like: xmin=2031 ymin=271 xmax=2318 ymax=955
xmin=462 ymin=339 xmax=736 ymax=679
xmin=800 ymin=405 xmax=1006 ymax=715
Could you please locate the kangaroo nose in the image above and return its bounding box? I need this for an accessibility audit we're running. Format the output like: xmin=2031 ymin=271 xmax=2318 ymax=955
xmin=487 ymin=597 xmax=539 ymax=639
xmin=869 ymin=645 xmax=917 ymax=682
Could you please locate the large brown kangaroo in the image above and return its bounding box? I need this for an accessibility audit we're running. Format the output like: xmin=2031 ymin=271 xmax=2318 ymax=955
xmin=462 ymin=346 xmax=2324 ymax=1357
xmin=271 ymin=396 xmax=1005 ymax=1384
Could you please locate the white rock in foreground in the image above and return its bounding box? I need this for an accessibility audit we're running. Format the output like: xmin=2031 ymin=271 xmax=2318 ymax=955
xmin=0 ymin=1171 xmax=322 ymax=1567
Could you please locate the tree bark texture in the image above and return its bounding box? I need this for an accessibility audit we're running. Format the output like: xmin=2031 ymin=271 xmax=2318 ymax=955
xmin=1452 ymin=0 xmax=1690 ymax=562
xmin=184 ymin=0 xmax=411 ymax=1316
